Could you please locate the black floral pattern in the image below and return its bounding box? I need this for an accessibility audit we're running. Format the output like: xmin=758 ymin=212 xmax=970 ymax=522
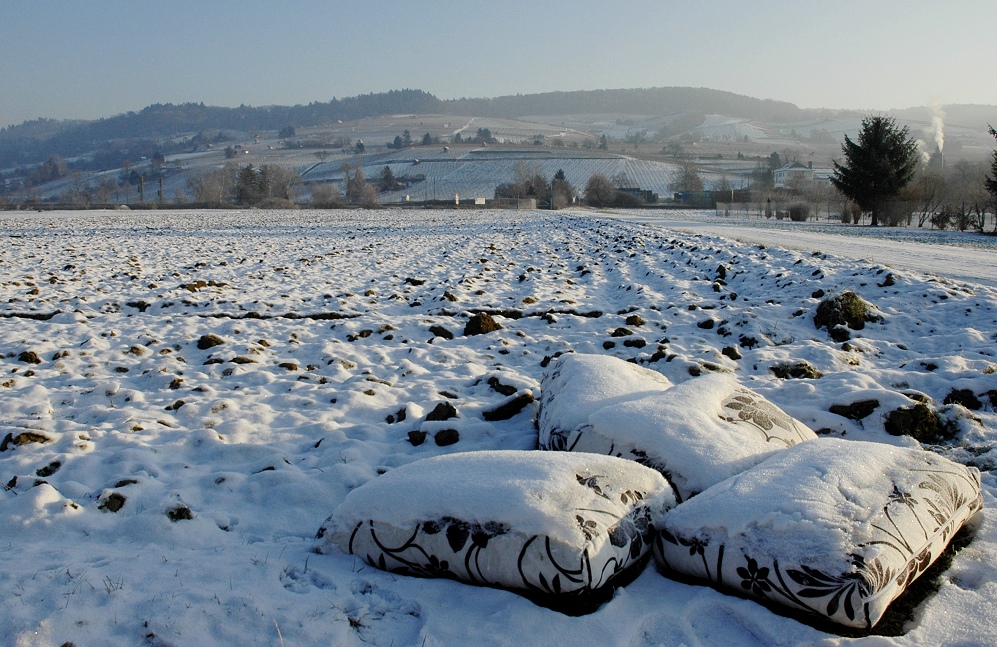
xmin=737 ymin=557 xmax=772 ymax=596
xmin=343 ymin=472 xmax=660 ymax=598
xmin=720 ymin=389 xmax=812 ymax=445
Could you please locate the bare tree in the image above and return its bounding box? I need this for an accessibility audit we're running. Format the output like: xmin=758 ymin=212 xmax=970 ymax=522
xmin=342 ymin=163 xmax=378 ymax=207
xmin=259 ymin=164 xmax=300 ymax=202
xmin=94 ymin=176 xmax=118 ymax=204
xmin=610 ymin=171 xmax=632 ymax=188
xmin=908 ymin=172 xmax=948 ymax=227
xmin=671 ymin=160 xmax=704 ymax=192
xmin=584 ymin=173 xmax=617 ymax=207
xmin=943 ymin=160 xmax=988 ymax=231
xmin=311 ymin=184 xmax=344 ymax=208
xmin=187 ymin=166 xmax=236 ymax=206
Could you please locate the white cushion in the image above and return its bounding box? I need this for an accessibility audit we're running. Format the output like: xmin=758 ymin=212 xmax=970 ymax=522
xmin=539 ymin=359 xmax=817 ymax=501
xmin=317 ymin=450 xmax=676 ymax=598
xmin=654 ymin=438 xmax=984 ymax=629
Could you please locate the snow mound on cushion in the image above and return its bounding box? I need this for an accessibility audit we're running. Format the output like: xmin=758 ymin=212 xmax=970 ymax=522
xmin=323 ymin=450 xmax=674 ymax=545
xmin=317 ymin=450 xmax=676 ymax=595
xmin=538 ymin=352 xmax=673 ymax=438
xmin=655 ymin=437 xmax=984 ymax=628
xmin=587 ymin=374 xmax=817 ymax=499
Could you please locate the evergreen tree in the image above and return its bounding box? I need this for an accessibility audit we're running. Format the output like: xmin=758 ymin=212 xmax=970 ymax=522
xmin=598 ymin=134 xmax=608 ymax=150
xmin=421 ymin=132 xmax=432 ymax=146
xmin=551 ymin=169 xmax=575 ymax=209
xmin=831 ymin=115 xmax=918 ymax=226
xmin=235 ymin=165 xmax=263 ymax=204
xmin=378 ymin=165 xmax=397 ymax=191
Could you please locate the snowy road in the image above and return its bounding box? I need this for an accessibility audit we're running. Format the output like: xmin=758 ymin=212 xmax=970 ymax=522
xmin=594 ymin=210 xmax=997 ymax=288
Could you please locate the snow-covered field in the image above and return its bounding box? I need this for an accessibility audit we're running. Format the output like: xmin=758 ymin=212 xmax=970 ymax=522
xmin=1 ymin=208 xmax=995 ymax=646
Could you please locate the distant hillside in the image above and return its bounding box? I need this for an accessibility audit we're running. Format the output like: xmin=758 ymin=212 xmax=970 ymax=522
xmin=0 ymin=88 xmax=817 ymax=168
xmin=443 ymin=87 xmax=809 ymax=122
xmin=0 ymin=89 xmax=444 ymax=167
xmin=3 ymin=87 xmax=994 ymax=171
xmin=891 ymin=104 xmax=997 ymax=132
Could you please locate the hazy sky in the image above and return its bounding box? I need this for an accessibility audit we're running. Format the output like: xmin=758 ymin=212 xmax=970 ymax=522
xmin=2 ymin=0 xmax=996 ymax=129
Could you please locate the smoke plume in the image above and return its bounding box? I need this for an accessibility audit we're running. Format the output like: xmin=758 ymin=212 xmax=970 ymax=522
xmin=930 ymin=103 xmax=945 ymax=153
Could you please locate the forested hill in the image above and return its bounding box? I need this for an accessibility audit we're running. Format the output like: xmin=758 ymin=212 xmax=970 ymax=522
xmin=444 ymin=87 xmax=808 ymax=122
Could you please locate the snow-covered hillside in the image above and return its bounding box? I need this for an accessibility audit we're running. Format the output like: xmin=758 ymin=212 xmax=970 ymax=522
xmin=1 ymin=208 xmax=994 ymax=646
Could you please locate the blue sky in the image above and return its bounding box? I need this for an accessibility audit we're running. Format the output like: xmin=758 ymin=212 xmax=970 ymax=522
xmin=2 ymin=0 xmax=996 ymax=128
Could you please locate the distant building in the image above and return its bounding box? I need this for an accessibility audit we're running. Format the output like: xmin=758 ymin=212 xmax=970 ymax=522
xmin=490 ymin=198 xmax=537 ymax=210
xmin=773 ymin=161 xmax=834 ymax=189
xmin=618 ymin=187 xmax=658 ymax=204
xmin=773 ymin=162 xmax=811 ymax=189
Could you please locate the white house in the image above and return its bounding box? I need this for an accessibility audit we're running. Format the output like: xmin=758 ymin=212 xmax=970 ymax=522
xmin=772 ymin=162 xmax=812 ymax=189
xmin=773 ymin=161 xmax=834 ymax=189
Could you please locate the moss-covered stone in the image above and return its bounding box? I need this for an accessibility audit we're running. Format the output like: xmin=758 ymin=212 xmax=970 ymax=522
xmin=814 ymin=291 xmax=876 ymax=332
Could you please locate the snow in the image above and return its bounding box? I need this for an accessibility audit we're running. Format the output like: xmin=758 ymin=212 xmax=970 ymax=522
xmin=0 ymin=207 xmax=995 ymax=646
xmin=584 ymin=373 xmax=817 ymax=499
xmin=323 ymin=450 xmax=673 ymax=547
xmin=538 ymin=352 xmax=673 ymax=434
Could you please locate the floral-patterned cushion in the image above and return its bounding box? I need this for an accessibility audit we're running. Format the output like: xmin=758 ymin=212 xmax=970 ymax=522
xmin=653 ymin=438 xmax=984 ymax=629
xmin=317 ymin=451 xmax=676 ymax=602
xmin=538 ymin=353 xmax=674 ymax=445
xmin=540 ymin=370 xmax=817 ymax=501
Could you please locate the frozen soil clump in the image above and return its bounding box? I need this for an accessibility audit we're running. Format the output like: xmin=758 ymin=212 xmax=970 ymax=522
xmin=884 ymin=403 xmax=957 ymax=443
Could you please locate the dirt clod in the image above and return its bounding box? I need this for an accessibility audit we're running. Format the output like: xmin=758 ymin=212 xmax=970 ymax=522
xmin=197 ymin=334 xmax=225 ymax=350
xmin=99 ymin=492 xmax=127 ymax=513
xmin=770 ymin=362 xmax=823 ymax=379
xmin=944 ymin=389 xmax=982 ymax=410
xmin=483 ymin=392 xmax=536 ymax=421
xmin=426 ymin=402 xmax=458 ymax=421
xmin=829 ymin=399 xmax=880 ymax=420
xmin=18 ymin=350 xmax=42 ymax=364
xmin=464 ymin=313 xmax=502 ymax=336
xmin=434 ymin=429 xmax=460 ymax=446
xmin=884 ymin=403 xmax=956 ymax=443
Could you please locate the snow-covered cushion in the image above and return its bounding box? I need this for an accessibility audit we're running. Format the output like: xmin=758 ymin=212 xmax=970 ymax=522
xmin=538 ymin=353 xmax=674 ymax=442
xmin=540 ymin=364 xmax=817 ymax=501
xmin=654 ymin=438 xmax=984 ymax=629
xmin=317 ymin=451 xmax=676 ymax=601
